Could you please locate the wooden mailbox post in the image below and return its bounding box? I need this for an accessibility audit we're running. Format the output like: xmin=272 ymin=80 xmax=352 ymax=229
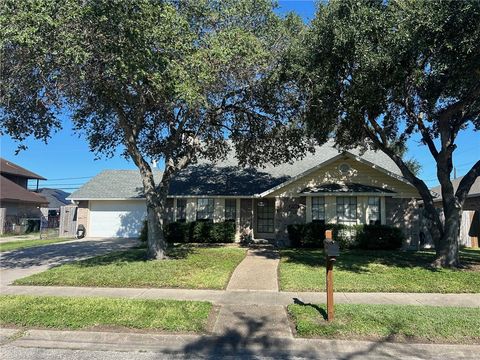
xmin=324 ymin=230 xmax=339 ymax=322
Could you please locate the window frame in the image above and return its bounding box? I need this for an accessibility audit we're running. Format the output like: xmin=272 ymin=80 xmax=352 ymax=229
xmin=368 ymin=196 xmax=381 ymax=225
xmin=196 ymin=198 xmax=214 ymax=221
xmin=311 ymin=196 xmax=326 ymax=222
xmin=336 ymin=196 xmax=357 ymax=225
xmin=224 ymin=198 xmax=237 ymax=222
xmin=176 ymin=198 xmax=187 ymax=222
xmin=257 ymin=199 xmax=275 ymax=233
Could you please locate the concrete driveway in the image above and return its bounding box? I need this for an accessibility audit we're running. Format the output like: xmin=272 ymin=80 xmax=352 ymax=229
xmin=0 ymin=237 xmax=138 ymax=286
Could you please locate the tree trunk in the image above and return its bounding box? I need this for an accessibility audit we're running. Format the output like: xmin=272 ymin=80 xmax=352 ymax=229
xmin=432 ymin=201 xmax=462 ymax=267
xmin=145 ymin=197 xmax=168 ymax=260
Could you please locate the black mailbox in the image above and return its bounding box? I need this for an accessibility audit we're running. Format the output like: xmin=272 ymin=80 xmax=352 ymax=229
xmin=324 ymin=239 xmax=340 ymax=257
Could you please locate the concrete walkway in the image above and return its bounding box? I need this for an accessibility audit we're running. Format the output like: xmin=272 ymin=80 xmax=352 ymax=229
xmin=2 ymin=285 xmax=479 ymax=307
xmin=1 ymin=328 xmax=479 ymax=359
xmin=226 ymin=248 xmax=279 ymax=291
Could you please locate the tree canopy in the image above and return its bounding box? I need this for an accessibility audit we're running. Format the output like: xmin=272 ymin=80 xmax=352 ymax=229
xmin=0 ymin=0 xmax=308 ymax=258
xmin=300 ymin=0 xmax=480 ymax=266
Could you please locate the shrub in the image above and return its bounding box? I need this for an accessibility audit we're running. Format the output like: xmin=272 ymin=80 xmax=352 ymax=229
xmin=287 ymin=222 xmax=403 ymax=250
xmin=143 ymin=220 xmax=236 ymax=244
xmin=357 ymin=224 xmax=404 ymax=250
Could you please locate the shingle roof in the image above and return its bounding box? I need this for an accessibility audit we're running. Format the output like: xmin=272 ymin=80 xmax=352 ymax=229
xmin=301 ymin=183 xmax=396 ymax=194
xmin=38 ymin=188 xmax=71 ymax=208
xmin=430 ymin=176 xmax=480 ymax=201
xmin=0 ymin=158 xmax=46 ymax=180
xmin=0 ymin=175 xmax=49 ymax=205
xmin=69 ymin=141 xmax=406 ymax=199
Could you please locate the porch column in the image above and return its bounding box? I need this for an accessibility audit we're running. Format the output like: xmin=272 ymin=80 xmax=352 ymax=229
xmin=173 ymin=198 xmax=177 ymax=222
xmin=305 ymin=196 xmax=312 ymax=223
xmin=381 ymin=196 xmax=387 ymax=225
xmin=235 ymin=198 xmax=241 ymax=241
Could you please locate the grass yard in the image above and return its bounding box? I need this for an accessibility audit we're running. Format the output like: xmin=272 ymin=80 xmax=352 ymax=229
xmin=280 ymin=248 xmax=480 ymax=293
xmin=288 ymin=303 xmax=480 ymax=343
xmin=0 ymin=295 xmax=212 ymax=333
xmin=14 ymin=246 xmax=246 ymax=289
xmin=0 ymin=238 xmax=73 ymax=253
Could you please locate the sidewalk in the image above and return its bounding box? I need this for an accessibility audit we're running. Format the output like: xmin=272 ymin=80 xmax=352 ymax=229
xmin=1 ymin=328 xmax=479 ymax=359
xmin=2 ymin=285 xmax=479 ymax=307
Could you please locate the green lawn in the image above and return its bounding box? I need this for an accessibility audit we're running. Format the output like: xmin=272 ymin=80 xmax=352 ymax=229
xmin=280 ymin=248 xmax=480 ymax=293
xmin=15 ymin=246 xmax=246 ymax=289
xmin=0 ymin=295 xmax=212 ymax=333
xmin=288 ymin=303 xmax=480 ymax=343
xmin=0 ymin=238 xmax=73 ymax=252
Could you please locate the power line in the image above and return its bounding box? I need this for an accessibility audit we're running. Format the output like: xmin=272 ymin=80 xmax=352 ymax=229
xmin=39 ymin=176 xmax=94 ymax=181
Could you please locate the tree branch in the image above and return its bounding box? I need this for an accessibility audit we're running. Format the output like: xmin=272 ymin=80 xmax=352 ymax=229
xmin=455 ymin=160 xmax=480 ymax=204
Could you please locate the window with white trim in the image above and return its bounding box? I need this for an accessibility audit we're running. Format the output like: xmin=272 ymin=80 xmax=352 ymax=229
xmin=336 ymin=196 xmax=357 ymax=224
xmin=196 ymin=198 xmax=214 ymax=221
xmin=257 ymin=199 xmax=274 ymax=233
xmin=224 ymin=199 xmax=236 ymax=222
xmin=368 ymin=196 xmax=381 ymax=225
xmin=176 ymin=198 xmax=187 ymax=222
xmin=312 ymin=196 xmax=325 ymax=223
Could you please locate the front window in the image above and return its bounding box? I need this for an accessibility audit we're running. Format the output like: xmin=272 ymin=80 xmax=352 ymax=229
xmin=337 ymin=196 xmax=357 ymax=225
xmin=225 ymin=199 xmax=236 ymax=222
xmin=176 ymin=198 xmax=187 ymax=222
xmin=312 ymin=196 xmax=325 ymax=223
xmin=368 ymin=196 xmax=381 ymax=225
xmin=257 ymin=199 xmax=274 ymax=233
xmin=196 ymin=198 xmax=214 ymax=221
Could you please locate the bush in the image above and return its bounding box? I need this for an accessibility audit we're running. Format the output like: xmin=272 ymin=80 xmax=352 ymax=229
xmin=141 ymin=220 xmax=236 ymax=244
xmin=287 ymin=223 xmax=403 ymax=250
xmin=356 ymin=224 xmax=404 ymax=250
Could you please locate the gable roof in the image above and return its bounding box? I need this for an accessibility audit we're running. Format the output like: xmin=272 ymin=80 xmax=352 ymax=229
xmin=0 ymin=175 xmax=48 ymax=205
xmin=69 ymin=141 xmax=408 ymax=200
xmin=430 ymin=176 xmax=480 ymax=201
xmin=38 ymin=188 xmax=71 ymax=208
xmin=0 ymin=158 xmax=46 ymax=180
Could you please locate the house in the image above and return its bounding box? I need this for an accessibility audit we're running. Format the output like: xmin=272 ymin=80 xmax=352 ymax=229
xmin=430 ymin=177 xmax=479 ymax=248
xmin=38 ymin=188 xmax=71 ymax=228
xmin=68 ymin=142 xmax=421 ymax=246
xmin=0 ymin=158 xmax=48 ymax=234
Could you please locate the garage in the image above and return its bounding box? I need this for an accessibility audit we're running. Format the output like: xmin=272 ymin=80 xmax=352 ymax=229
xmin=89 ymin=200 xmax=147 ymax=238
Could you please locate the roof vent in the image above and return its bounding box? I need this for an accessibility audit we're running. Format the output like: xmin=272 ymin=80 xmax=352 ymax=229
xmin=338 ymin=163 xmax=351 ymax=175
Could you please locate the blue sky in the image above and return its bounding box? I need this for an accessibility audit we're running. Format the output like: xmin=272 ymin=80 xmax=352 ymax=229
xmin=0 ymin=0 xmax=478 ymax=192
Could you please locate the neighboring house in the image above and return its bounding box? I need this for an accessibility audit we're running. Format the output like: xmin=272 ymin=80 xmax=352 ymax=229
xmin=429 ymin=177 xmax=480 ymax=248
xmin=68 ymin=142 xmax=421 ymax=246
xmin=0 ymin=158 xmax=48 ymax=234
xmin=38 ymin=188 xmax=71 ymax=228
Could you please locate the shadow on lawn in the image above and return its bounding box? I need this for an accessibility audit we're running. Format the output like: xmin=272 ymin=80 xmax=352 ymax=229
xmin=74 ymin=245 xmax=197 ymax=268
xmin=280 ymin=248 xmax=480 ymax=273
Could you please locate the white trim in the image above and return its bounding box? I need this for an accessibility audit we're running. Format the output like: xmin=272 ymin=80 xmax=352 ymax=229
xmin=301 ymin=192 xmax=396 ymax=197
xmin=68 ymin=195 xmax=254 ymax=201
xmin=257 ymin=151 xmax=415 ymax=197
xmin=257 ymin=154 xmax=345 ymax=197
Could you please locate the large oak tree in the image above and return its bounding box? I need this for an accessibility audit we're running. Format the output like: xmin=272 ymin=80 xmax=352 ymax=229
xmin=300 ymin=0 xmax=480 ymax=267
xmin=0 ymin=0 xmax=308 ymax=259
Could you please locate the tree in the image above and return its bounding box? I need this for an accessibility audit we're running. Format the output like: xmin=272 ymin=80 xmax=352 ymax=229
xmin=0 ymin=0 xmax=308 ymax=259
xmin=300 ymin=0 xmax=480 ymax=267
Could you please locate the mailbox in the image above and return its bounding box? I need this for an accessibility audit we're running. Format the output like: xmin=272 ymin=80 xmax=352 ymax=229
xmin=324 ymin=239 xmax=340 ymax=257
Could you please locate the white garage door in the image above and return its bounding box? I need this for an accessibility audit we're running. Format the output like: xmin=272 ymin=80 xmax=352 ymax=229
xmin=89 ymin=200 xmax=147 ymax=238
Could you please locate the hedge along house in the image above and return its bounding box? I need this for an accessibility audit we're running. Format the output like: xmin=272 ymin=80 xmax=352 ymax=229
xmin=68 ymin=142 xmax=421 ymax=246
